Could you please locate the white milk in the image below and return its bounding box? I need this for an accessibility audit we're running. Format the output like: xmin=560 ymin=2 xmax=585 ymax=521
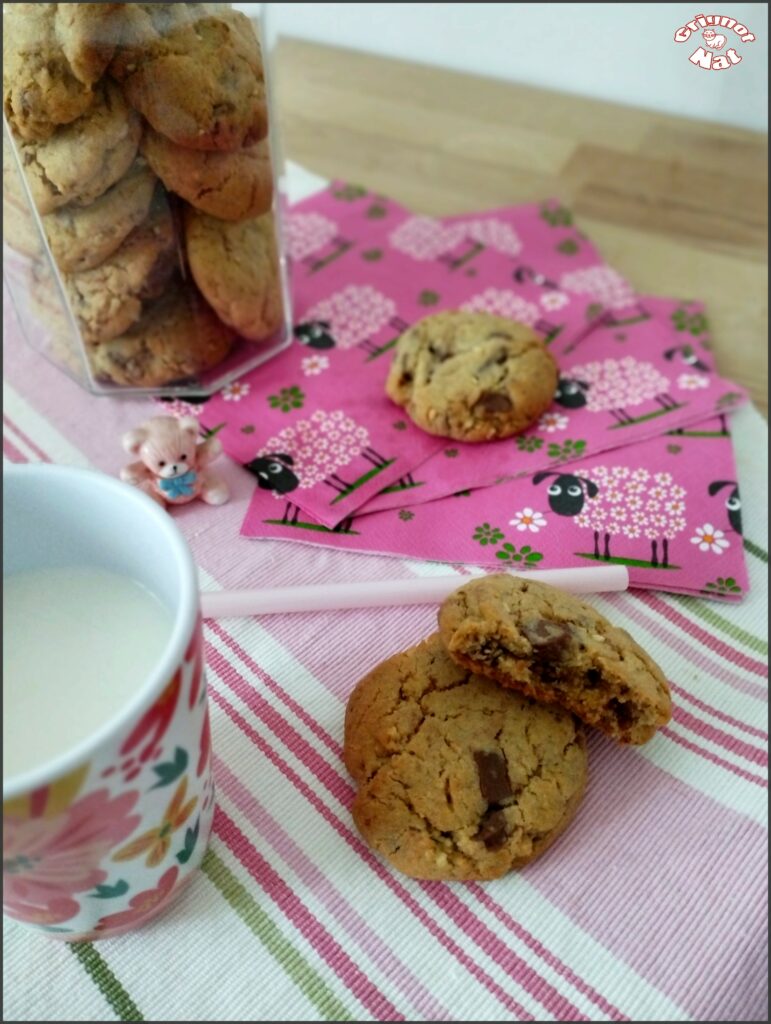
xmin=3 ymin=566 xmax=173 ymax=779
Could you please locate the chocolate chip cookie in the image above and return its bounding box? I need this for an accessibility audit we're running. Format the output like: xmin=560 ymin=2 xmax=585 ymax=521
xmin=184 ymin=208 xmax=284 ymax=341
xmin=438 ymin=575 xmax=672 ymax=745
xmin=142 ymin=129 xmax=273 ymax=221
xmin=13 ymin=81 xmax=141 ymax=214
xmin=3 ymin=2 xmax=120 ymax=141
xmin=111 ymin=7 xmax=267 ymax=151
xmin=44 ymin=158 xmax=158 ymax=273
xmin=385 ymin=311 xmax=558 ymax=442
xmin=3 ymin=133 xmax=42 ymax=260
xmin=344 ymin=634 xmax=588 ymax=881
xmin=64 ymin=199 xmax=176 ymax=345
xmin=90 ymin=284 xmax=236 ymax=387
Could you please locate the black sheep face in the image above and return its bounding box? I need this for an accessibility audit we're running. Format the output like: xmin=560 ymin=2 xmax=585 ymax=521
xmin=244 ymin=454 xmax=299 ymax=495
xmin=664 ymin=344 xmax=710 ymax=373
xmin=533 ymin=471 xmax=598 ymax=516
xmin=554 ymin=378 xmax=589 ymax=409
xmin=708 ymin=480 xmax=742 ymax=535
xmin=513 ymin=265 xmax=558 ymax=290
xmin=294 ymin=321 xmax=336 ymax=350
xmin=158 ymin=394 xmax=211 ymax=406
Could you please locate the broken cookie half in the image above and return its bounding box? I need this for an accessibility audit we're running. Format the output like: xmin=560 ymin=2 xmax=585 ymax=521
xmin=438 ymin=575 xmax=672 ymax=745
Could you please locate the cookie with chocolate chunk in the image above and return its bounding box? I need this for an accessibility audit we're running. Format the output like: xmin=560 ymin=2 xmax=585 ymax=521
xmin=343 ymin=633 xmax=587 ymax=881
xmin=110 ymin=7 xmax=267 ymax=151
xmin=13 ymin=81 xmax=141 ymax=214
xmin=438 ymin=575 xmax=672 ymax=745
xmin=385 ymin=311 xmax=558 ymax=442
xmin=3 ymin=2 xmax=120 ymax=142
xmin=90 ymin=284 xmax=235 ymax=388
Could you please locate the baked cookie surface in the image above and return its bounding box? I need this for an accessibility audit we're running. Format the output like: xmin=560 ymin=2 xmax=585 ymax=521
xmin=142 ymin=129 xmax=272 ymax=221
xmin=438 ymin=575 xmax=672 ymax=745
xmin=3 ymin=135 xmax=42 ymax=259
xmin=344 ymin=634 xmax=587 ymax=881
xmin=90 ymin=285 xmax=235 ymax=387
xmin=64 ymin=199 xmax=176 ymax=345
xmin=185 ymin=209 xmax=283 ymax=341
xmin=13 ymin=81 xmax=141 ymax=214
xmin=111 ymin=8 xmax=267 ymax=151
xmin=44 ymin=158 xmax=158 ymax=273
xmin=385 ymin=311 xmax=558 ymax=442
xmin=3 ymin=2 xmax=120 ymax=141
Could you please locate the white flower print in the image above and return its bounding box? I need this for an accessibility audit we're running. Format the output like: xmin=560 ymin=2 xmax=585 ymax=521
xmin=221 ymin=381 xmax=250 ymax=402
xmin=301 ymin=355 xmax=330 ymax=377
xmin=538 ymin=411 xmax=569 ymax=433
xmin=677 ymin=373 xmax=710 ymax=391
xmin=510 ymin=508 xmax=547 ymax=533
xmin=539 ymin=291 xmax=569 ymax=312
xmin=691 ymin=523 xmax=730 ymax=554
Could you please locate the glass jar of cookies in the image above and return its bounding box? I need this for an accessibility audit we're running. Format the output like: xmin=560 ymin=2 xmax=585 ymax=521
xmin=2 ymin=2 xmax=292 ymax=396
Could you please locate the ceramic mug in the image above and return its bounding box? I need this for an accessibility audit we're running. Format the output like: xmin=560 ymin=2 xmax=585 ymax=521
xmin=3 ymin=464 xmax=215 ymax=940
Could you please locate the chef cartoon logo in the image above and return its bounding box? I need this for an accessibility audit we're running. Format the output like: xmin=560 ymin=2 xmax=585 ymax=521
xmin=674 ymin=13 xmax=757 ymax=69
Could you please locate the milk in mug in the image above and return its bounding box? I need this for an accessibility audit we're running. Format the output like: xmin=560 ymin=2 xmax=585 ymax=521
xmin=3 ymin=566 xmax=173 ymax=778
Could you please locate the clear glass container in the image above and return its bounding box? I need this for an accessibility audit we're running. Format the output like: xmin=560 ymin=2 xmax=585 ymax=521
xmin=2 ymin=1 xmax=292 ymax=397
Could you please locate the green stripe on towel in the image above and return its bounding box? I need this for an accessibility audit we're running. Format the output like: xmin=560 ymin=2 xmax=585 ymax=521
xmin=202 ymin=850 xmax=355 ymax=1022
xmin=69 ymin=943 xmax=144 ymax=1022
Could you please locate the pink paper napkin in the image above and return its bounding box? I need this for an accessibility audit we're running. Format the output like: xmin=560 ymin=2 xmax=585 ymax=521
xmin=241 ymin=414 xmax=749 ymax=600
xmin=198 ymin=184 xmax=745 ymax=530
xmin=193 ymin=181 xmax=750 ymax=598
xmin=357 ymin=295 xmax=747 ymax=515
xmin=196 ymin=186 xmax=618 ymax=527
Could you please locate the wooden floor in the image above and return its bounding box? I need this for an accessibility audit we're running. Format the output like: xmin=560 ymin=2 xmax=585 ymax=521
xmin=273 ymin=38 xmax=768 ymax=416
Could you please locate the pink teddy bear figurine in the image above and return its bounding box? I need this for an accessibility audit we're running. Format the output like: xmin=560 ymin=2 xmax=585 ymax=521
xmin=120 ymin=415 xmax=229 ymax=508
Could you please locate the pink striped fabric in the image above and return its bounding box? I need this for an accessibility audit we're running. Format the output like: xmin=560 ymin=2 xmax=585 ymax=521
xmin=2 ymin=277 xmax=768 ymax=1023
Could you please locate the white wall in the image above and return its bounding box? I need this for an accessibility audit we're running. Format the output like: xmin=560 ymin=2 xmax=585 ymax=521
xmin=239 ymin=3 xmax=768 ymax=132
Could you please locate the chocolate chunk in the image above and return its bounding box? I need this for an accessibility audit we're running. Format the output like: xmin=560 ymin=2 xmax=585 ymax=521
xmin=607 ymin=697 xmax=636 ymax=728
xmin=473 ymin=393 xmax=513 ymax=415
xmin=475 ymin=809 xmax=509 ymax=850
xmin=473 ymin=750 xmax=513 ymax=804
xmin=523 ymin=620 xmax=572 ymax=660
xmin=586 ymin=668 xmax=602 ymax=687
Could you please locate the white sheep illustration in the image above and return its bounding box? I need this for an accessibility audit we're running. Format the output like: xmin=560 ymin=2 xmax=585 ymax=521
xmin=285 ymin=212 xmax=339 ymax=260
xmin=244 ymin=410 xmax=391 ymax=518
xmin=554 ymin=355 xmax=677 ymax=424
xmin=285 ymin=211 xmax=352 ymax=272
xmin=389 ymin=215 xmax=522 ymax=269
xmin=461 ymin=288 xmax=540 ymax=327
xmin=702 ymin=28 xmax=727 ymax=48
xmin=532 ymin=465 xmax=687 ymax=567
xmin=294 ymin=285 xmax=408 ymax=356
xmin=559 ymin=265 xmax=636 ymax=310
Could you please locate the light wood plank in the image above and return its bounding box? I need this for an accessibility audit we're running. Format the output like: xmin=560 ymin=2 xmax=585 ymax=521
xmin=273 ymin=38 xmax=768 ymax=415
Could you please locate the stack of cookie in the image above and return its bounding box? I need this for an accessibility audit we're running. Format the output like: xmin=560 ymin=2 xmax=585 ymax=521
xmin=3 ymin=2 xmax=285 ymax=390
xmin=344 ymin=575 xmax=672 ymax=881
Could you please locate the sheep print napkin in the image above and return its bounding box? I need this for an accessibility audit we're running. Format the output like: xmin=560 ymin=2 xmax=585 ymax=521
xmin=193 ymin=182 xmax=750 ymax=600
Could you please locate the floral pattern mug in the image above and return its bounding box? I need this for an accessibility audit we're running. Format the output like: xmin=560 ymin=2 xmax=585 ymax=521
xmin=3 ymin=465 xmax=214 ymax=940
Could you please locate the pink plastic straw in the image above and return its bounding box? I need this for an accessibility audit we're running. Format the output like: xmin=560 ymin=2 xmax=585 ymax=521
xmin=200 ymin=565 xmax=628 ymax=618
